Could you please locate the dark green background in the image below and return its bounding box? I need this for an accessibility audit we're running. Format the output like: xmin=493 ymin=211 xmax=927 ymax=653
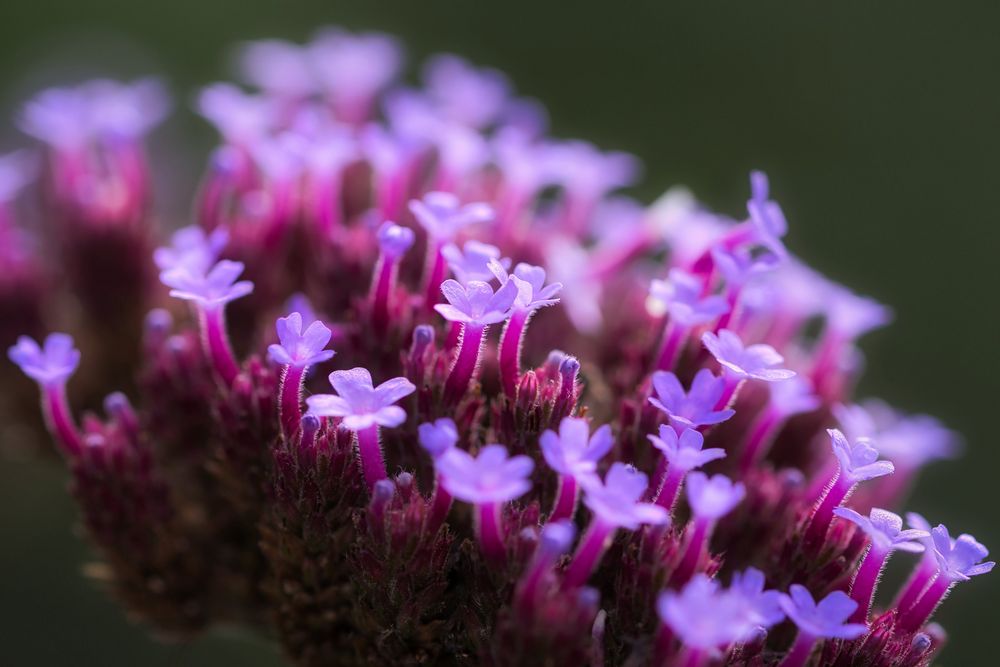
xmin=0 ymin=2 xmax=996 ymax=665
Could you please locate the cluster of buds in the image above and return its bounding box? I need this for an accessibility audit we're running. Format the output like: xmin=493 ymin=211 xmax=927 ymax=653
xmin=2 ymin=27 xmax=991 ymax=667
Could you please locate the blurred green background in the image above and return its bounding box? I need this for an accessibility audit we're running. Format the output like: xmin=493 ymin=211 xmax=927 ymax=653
xmin=0 ymin=1 xmax=997 ymax=665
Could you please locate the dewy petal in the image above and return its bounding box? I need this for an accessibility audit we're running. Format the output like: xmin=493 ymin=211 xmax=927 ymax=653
xmin=434 ymin=304 xmax=473 ymax=323
xmin=329 ymin=368 xmax=375 ymax=407
xmin=305 ymin=394 xmax=352 ymax=417
xmin=373 ymin=405 xmax=407 ymax=428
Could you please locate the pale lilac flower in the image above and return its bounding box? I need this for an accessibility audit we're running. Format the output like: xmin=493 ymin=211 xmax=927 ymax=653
xmin=835 ymin=400 xmax=959 ymax=469
xmin=237 ymin=39 xmax=316 ymax=98
xmin=648 ymin=369 xmax=735 ymax=430
xmin=540 ymin=417 xmax=614 ymax=478
xmin=422 ymin=54 xmax=511 ymax=128
xmin=489 ymin=260 xmax=562 ymax=310
xmin=544 ymin=140 xmax=640 ymax=202
xmin=442 ymin=241 xmax=509 ymax=284
xmin=376 ymin=221 xmax=416 ymax=259
xmin=780 ymin=585 xmax=868 ymax=640
xmin=544 ymin=237 xmax=603 ymax=332
xmin=824 ymin=285 xmax=893 ymax=340
xmin=435 ymin=278 xmax=519 ymax=326
xmin=768 ymin=376 xmax=821 ymax=418
xmin=409 ymin=191 xmax=494 ymax=242
xmin=418 ymin=418 xmax=459 ymax=459
xmin=729 ymin=567 xmax=786 ymax=628
xmin=710 ymin=244 xmax=781 ymax=287
xmin=437 ymin=445 xmax=534 ymax=504
xmin=8 ymin=333 xmax=80 ymax=386
xmin=685 ymin=472 xmax=745 ymax=521
xmin=309 ymin=29 xmax=402 ymax=112
xmin=305 ymin=368 xmax=415 ymax=430
xmin=196 ymin=83 xmax=274 ymax=143
xmin=702 ymin=329 xmax=796 ymax=382
xmin=657 ymin=575 xmax=756 ymax=651
xmin=153 ymin=225 xmax=229 ymax=276
xmin=646 ymin=269 xmax=729 ymax=326
xmin=930 ymin=525 xmax=995 ymax=582
xmin=161 ymin=259 xmax=254 ymax=308
xmin=267 ymin=312 xmax=335 ymax=368
xmin=648 ymin=426 xmax=725 ymax=472
xmin=828 ymin=428 xmax=895 ymax=484
xmin=833 ymin=508 xmax=928 ymax=553
xmin=746 ymin=170 xmax=788 ymax=256
xmin=580 ymin=463 xmax=669 ymax=530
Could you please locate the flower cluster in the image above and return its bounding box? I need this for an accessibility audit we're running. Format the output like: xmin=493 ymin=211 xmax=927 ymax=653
xmin=1 ymin=27 xmax=990 ymax=667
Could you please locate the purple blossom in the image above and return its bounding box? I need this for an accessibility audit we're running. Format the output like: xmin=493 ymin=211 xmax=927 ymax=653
xmin=409 ymin=192 xmax=494 ymax=242
xmin=418 ymin=418 xmax=459 ymax=459
xmin=544 ymin=237 xmax=602 ymax=332
xmin=646 ymin=269 xmax=729 ymax=326
xmin=779 ymin=585 xmax=868 ymax=640
xmin=267 ymin=312 xmax=336 ymax=368
xmin=196 ymin=83 xmax=274 ymax=143
xmin=305 ymin=368 xmax=415 ymax=430
xmin=376 ymin=221 xmax=416 ymax=259
xmin=729 ymin=567 xmax=786 ymax=628
xmin=835 ymin=400 xmax=959 ymax=469
xmin=153 ymin=225 xmax=229 ymax=277
xmin=441 ymin=241 xmax=509 ymax=284
xmin=828 ymin=428 xmax=895 ymax=484
xmin=768 ymin=377 xmax=821 ymax=418
xmin=929 ymin=525 xmax=995 ymax=582
xmin=161 ymin=260 xmax=254 ymax=308
xmin=309 ymin=29 xmax=402 ymax=108
xmin=685 ymin=472 xmax=745 ymax=521
xmin=657 ymin=575 xmax=756 ymax=651
xmin=746 ymin=170 xmax=788 ymax=256
xmin=580 ymin=463 xmax=669 ymax=530
xmin=544 ymin=140 xmax=640 ymax=202
xmin=489 ymin=260 xmax=562 ymax=311
xmin=237 ymin=39 xmax=316 ymax=98
xmin=435 ymin=278 xmax=519 ymax=326
xmin=422 ymin=54 xmax=511 ymax=128
xmin=833 ymin=507 xmax=928 ymax=553
xmin=648 ymin=426 xmax=726 ymax=472
xmin=824 ymin=285 xmax=892 ymax=340
xmin=8 ymin=333 xmax=80 ymax=386
xmin=702 ymin=329 xmax=796 ymax=382
xmin=648 ymin=369 xmax=735 ymax=430
xmin=710 ymin=244 xmax=780 ymax=287
xmin=539 ymin=417 xmax=614 ymax=478
xmin=437 ymin=445 xmax=534 ymax=504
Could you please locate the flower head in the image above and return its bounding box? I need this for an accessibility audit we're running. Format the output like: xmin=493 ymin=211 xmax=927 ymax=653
xmin=646 ymin=269 xmax=729 ymax=326
xmin=489 ymin=260 xmax=562 ymax=310
xmin=435 ymin=278 xmax=518 ymax=326
xmin=153 ymin=225 xmax=230 ymax=277
xmin=828 ymin=428 xmax=895 ymax=484
xmin=442 ymin=240 xmax=509 ymax=284
xmin=929 ymin=525 xmax=994 ymax=582
xmin=833 ymin=507 xmax=928 ymax=553
xmin=418 ymin=418 xmax=459 ymax=459
xmin=305 ymin=368 xmax=415 ymax=430
xmin=729 ymin=567 xmax=785 ymax=627
xmin=779 ymin=585 xmax=868 ymax=640
xmin=649 ymin=369 xmax=736 ymax=430
xmin=376 ymin=221 xmax=416 ymax=259
xmin=648 ymin=426 xmax=726 ymax=472
xmin=409 ymin=192 xmax=493 ymax=242
xmin=657 ymin=575 xmax=757 ymax=651
xmin=161 ymin=259 xmax=254 ymax=309
xmin=8 ymin=333 xmax=80 ymax=386
xmin=685 ymin=472 xmax=745 ymax=521
xmin=437 ymin=444 xmax=533 ymax=504
xmin=702 ymin=329 xmax=795 ymax=382
xmin=267 ymin=312 xmax=335 ymax=368
xmin=540 ymin=417 xmax=614 ymax=478
xmin=580 ymin=463 xmax=669 ymax=530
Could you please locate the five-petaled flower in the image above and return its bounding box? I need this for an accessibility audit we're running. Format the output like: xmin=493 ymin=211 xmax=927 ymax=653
xmin=648 ymin=369 xmax=736 ymax=430
xmin=409 ymin=191 xmax=493 ymax=242
xmin=306 ymin=367 xmax=415 ymax=430
xmin=8 ymin=333 xmax=80 ymax=387
xmin=435 ymin=278 xmax=519 ymax=326
xmin=268 ymin=312 xmax=336 ymax=368
xmin=647 ymin=269 xmax=729 ymax=326
xmin=702 ymin=329 xmax=795 ymax=382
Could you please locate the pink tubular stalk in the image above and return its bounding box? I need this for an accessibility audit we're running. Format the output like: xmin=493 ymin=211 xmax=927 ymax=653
xmin=564 ymin=519 xmax=615 ymax=588
xmin=779 ymin=632 xmax=817 ymax=667
xmin=803 ymin=474 xmax=853 ymax=550
xmin=548 ymin=474 xmax=578 ymax=523
xmin=671 ymin=517 xmax=711 ymax=586
xmin=849 ymin=544 xmax=890 ymax=623
xmin=499 ymin=308 xmax=530 ymax=397
xmin=41 ymin=384 xmax=81 ymax=456
xmin=443 ymin=323 xmax=486 ymax=406
xmin=423 ymin=241 xmax=447 ymax=311
xmin=655 ymin=321 xmax=688 ymax=372
xmin=426 ymin=478 xmax=453 ymax=535
xmin=355 ymin=424 xmax=388 ymax=492
xmin=894 ymin=556 xmax=939 ymax=613
xmin=739 ymin=408 xmax=782 ymax=473
xmin=370 ymin=255 xmax=397 ymax=334
xmin=477 ymin=501 xmax=507 ymax=566
xmin=279 ymin=364 xmax=307 ymax=439
xmin=713 ymin=374 xmax=744 ymax=413
xmin=654 ymin=465 xmax=686 ymax=511
xmin=898 ymin=575 xmax=951 ymax=634
xmin=201 ymin=306 xmax=240 ymax=385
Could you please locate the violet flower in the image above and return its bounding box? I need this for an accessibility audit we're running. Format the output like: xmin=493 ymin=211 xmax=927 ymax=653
xmin=648 ymin=369 xmax=736 ymax=432
xmin=237 ymin=39 xmax=316 ymax=100
xmin=309 ymin=28 xmax=403 ymax=124
xmin=836 ymin=400 xmax=960 ymax=471
xmin=268 ymin=312 xmax=336 ymax=438
xmin=657 ymin=575 xmax=755 ymax=660
xmin=370 ymin=221 xmax=415 ymax=332
xmin=673 ymin=473 xmax=745 ymax=585
xmin=419 ymin=417 xmax=460 ymax=534
xmin=306 ymin=368 xmax=416 ymax=491
xmin=702 ymin=328 xmax=795 ymax=390
xmin=540 ymin=417 xmax=614 ymax=522
xmin=648 ymin=269 xmax=729 ymax=371
xmin=779 ymin=585 xmax=867 ymax=667
xmin=746 ymin=170 xmax=789 ymax=258
xmin=153 ymin=225 xmax=229 ymax=277
xmin=442 ymin=240 xmax=509 ymax=285
xmin=544 ymin=140 xmax=640 ymax=235
xmin=422 ymin=54 xmax=511 ymax=129
xmin=729 ymin=567 xmax=786 ymax=628
xmin=648 ymin=426 xmax=726 ymax=511
xmin=8 ymin=333 xmax=82 ymax=455
xmin=516 ymin=520 xmax=577 ymax=617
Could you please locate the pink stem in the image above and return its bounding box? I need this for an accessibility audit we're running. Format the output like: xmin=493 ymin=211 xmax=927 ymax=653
xmin=279 ymin=364 xmax=307 ymax=439
xmin=355 ymin=425 xmax=387 ymax=492
xmin=654 ymin=465 xmax=686 ymax=511
xmin=201 ymin=306 xmax=240 ymax=385
xmin=894 ymin=556 xmax=939 ymax=613
xmin=804 ymin=473 xmax=853 ymax=550
xmin=371 ymin=256 xmax=397 ymax=334
xmin=500 ymin=308 xmax=530 ymax=398
xmin=850 ymin=545 xmax=890 ymax=623
xmin=739 ymin=408 xmax=782 ymax=473
xmin=41 ymin=384 xmax=81 ymax=456
xmin=655 ymin=322 xmax=688 ymax=372
xmin=713 ymin=285 xmax=741 ymax=333
xmin=713 ymin=373 xmax=744 ymax=412
xmin=780 ymin=632 xmax=817 ymax=667
xmin=477 ymin=501 xmax=507 ymax=566
xmin=426 ymin=477 xmax=453 ymax=534
xmin=898 ymin=575 xmax=951 ymax=634
xmin=549 ymin=474 xmax=579 ymax=523
xmin=564 ymin=519 xmax=615 ymax=588
xmin=672 ymin=517 xmax=711 ymax=586
xmin=423 ymin=242 xmax=447 ymax=312
xmin=443 ymin=323 xmax=486 ymax=406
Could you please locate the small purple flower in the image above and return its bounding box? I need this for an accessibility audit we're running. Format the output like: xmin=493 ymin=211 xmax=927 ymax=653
xmin=779 ymin=585 xmax=868 ymax=640
xmin=435 ymin=278 xmax=519 ymax=326
xmin=833 ymin=507 xmax=928 ymax=553
xmin=828 ymin=428 xmax=895 ymax=484
xmin=648 ymin=426 xmax=726 ymax=472
xmin=711 ymin=244 xmax=780 ymax=287
xmin=648 ymin=369 xmax=736 ymax=430
xmin=197 ymin=83 xmax=274 ymax=143
xmin=422 ymin=54 xmax=511 ymax=128
xmin=267 ymin=312 xmax=336 ymax=368
xmin=824 ymin=285 xmax=892 ymax=340
xmin=237 ymin=39 xmax=316 ymax=98
xmin=376 ymin=221 xmax=416 ymax=259
xmin=8 ymin=333 xmax=80 ymax=386
xmin=544 ymin=140 xmax=640 ymax=202
xmin=437 ymin=444 xmax=534 ymax=504
xmin=746 ymin=170 xmax=788 ymax=256
xmin=545 ymin=237 xmax=603 ymax=332
xmin=309 ymin=28 xmax=403 ymax=108
xmin=442 ymin=241 xmax=509 ymax=284
xmin=153 ymin=225 xmax=229 ymax=277
xmin=929 ymin=525 xmax=995 ymax=582
xmin=702 ymin=329 xmax=796 ymax=382
xmin=835 ymin=400 xmax=959 ymax=469
xmin=418 ymin=418 xmax=459 ymax=459
xmin=409 ymin=191 xmax=494 ymax=242
xmin=729 ymin=567 xmax=786 ymax=628
xmin=685 ymin=472 xmax=746 ymax=521
xmin=490 ymin=260 xmax=563 ymax=311
xmin=580 ymin=463 xmax=669 ymax=530
xmin=161 ymin=259 xmax=254 ymax=308
xmin=646 ymin=269 xmax=729 ymax=327
xmin=657 ymin=575 xmax=755 ymax=651
xmin=305 ymin=368 xmax=415 ymax=430
xmin=768 ymin=376 xmax=821 ymax=418
xmin=540 ymin=417 xmax=614 ymax=478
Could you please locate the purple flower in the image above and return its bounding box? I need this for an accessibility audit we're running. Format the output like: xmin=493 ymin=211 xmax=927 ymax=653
xmin=267 ymin=312 xmax=336 ymax=368
xmin=823 ymin=285 xmax=892 ymax=340
xmin=8 ymin=333 xmax=80 ymax=386
xmin=768 ymin=376 xmax=821 ymax=418
xmin=648 ymin=369 xmax=736 ymax=430
xmin=779 ymin=585 xmax=868 ymax=640
xmin=657 ymin=575 xmax=756 ymax=651
xmin=833 ymin=508 xmax=928 ymax=553
xmin=544 ymin=140 xmax=640 ymax=202
xmin=441 ymin=241 xmax=509 ymax=284
xmin=685 ymin=472 xmax=746 ymax=521
xmin=376 ymin=221 xmax=416 ymax=259
xmin=710 ymin=244 xmax=780 ymax=287
xmin=539 ymin=417 xmax=614 ymax=478
xmin=746 ymin=170 xmax=788 ymax=256
xmin=437 ymin=445 xmax=534 ymax=504
xmin=305 ymin=368 xmax=415 ymax=430
xmin=646 ymin=269 xmax=729 ymax=326
xmin=929 ymin=525 xmax=994 ymax=582
xmin=648 ymin=426 xmax=726 ymax=472
xmin=409 ymin=192 xmax=494 ymax=242
xmin=237 ymin=39 xmax=316 ymax=98
xmin=835 ymin=400 xmax=959 ymax=469
xmin=489 ymin=260 xmax=563 ymax=310
xmin=702 ymin=329 xmax=796 ymax=382
xmin=418 ymin=418 xmax=459 ymax=459
xmin=153 ymin=225 xmax=229 ymax=277
xmin=828 ymin=428 xmax=895 ymax=484
xmin=422 ymin=54 xmax=511 ymax=128
xmin=729 ymin=567 xmax=786 ymax=627
xmin=0 ymin=150 xmax=37 ymax=203
xmin=435 ymin=278 xmax=519 ymax=326
xmin=580 ymin=463 xmax=669 ymax=530
xmin=309 ymin=28 xmax=402 ymax=109
xmin=196 ymin=83 xmax=273 ymax=143
xmin=161 ymin=259 xmax=254 ymax=308
xmin=544 ymin=237 xmax=603 ymax=332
